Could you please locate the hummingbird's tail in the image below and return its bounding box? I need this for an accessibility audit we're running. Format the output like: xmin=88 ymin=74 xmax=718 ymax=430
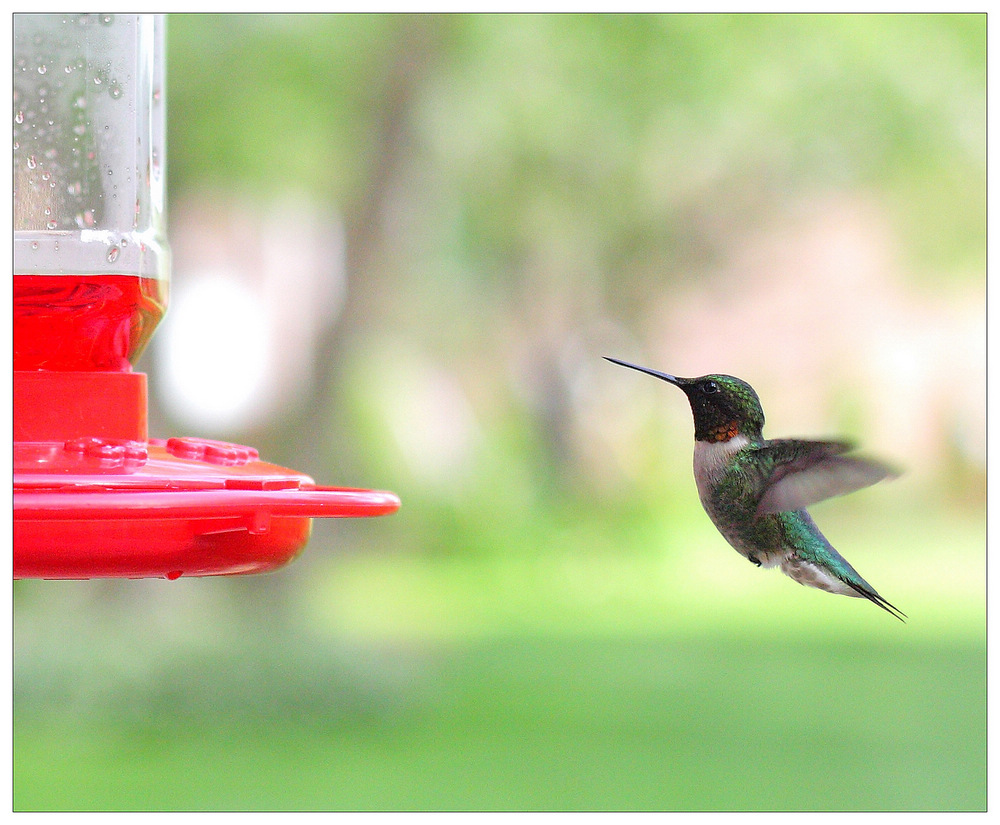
xmin=779 ymin=510 xmax=906 ymax=622
xmin=841 ymin=579 xmax=907 ymax=622
xmin=780 ymin=553 xmax=907 ymax=622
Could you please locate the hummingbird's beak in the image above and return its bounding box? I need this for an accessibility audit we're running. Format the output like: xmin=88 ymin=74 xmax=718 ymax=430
xmin=604 ymin=356 xmax=683 ymax=386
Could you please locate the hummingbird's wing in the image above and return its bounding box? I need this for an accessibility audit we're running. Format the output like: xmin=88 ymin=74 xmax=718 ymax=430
xmin=752 ymin=439 xmax=898 ymax=516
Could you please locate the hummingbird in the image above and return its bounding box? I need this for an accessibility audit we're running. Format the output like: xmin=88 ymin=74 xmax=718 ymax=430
xmin=605 ymin=356 xmax=904 ymax=621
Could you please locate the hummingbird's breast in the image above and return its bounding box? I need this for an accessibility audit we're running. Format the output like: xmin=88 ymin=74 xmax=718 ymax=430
xmin=692 ymin=434 xmax=750 ymax=499
xmin=692 ymin=434 xmax=785 ymax=565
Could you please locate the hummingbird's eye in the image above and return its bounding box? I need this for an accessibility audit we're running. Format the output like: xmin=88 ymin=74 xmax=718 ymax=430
xmin=702 ymin=381 xmax=719 ymax=394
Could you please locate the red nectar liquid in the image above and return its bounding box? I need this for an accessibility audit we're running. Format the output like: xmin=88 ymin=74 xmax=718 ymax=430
xmin=14 ymin=273 xmax=168 ymax=372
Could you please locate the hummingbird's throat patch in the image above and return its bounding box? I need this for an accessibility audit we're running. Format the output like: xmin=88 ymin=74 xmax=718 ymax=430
xmin=707 ymin=422 xmax=740 ymax=442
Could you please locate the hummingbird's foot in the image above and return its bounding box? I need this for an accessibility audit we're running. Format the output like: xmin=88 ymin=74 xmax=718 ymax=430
xmin=748 ymin=554 xmax=762 ymax=567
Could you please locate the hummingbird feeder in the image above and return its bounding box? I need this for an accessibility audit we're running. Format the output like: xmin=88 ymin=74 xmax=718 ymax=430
xmin=13 ymin=14 xmax=399 ymax=579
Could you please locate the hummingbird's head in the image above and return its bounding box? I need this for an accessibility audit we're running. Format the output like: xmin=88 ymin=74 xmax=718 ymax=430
xmin=605 ymin=357 xmax=765 ymax=442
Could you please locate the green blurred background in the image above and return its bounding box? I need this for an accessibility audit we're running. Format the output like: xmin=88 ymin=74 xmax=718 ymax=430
xmin=14 ymin=13 xmax=985 ymax=811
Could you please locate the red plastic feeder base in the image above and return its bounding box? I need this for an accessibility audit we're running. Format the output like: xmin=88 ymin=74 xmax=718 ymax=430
xmin=13 ymin=371 xmax=400 ymax=579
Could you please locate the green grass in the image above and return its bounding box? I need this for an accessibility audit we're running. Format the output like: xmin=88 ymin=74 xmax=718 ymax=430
xmin=14 ymin=489 xmax=984 ymax=811
xmin=14 ymin=633 xmax=984 ymax=811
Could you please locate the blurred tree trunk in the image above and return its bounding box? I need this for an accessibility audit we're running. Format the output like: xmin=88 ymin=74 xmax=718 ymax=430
xmin=241 ymin=15 xmax=448 ymax=605
xmin=277 ymin=14 xmax=447 ymax=482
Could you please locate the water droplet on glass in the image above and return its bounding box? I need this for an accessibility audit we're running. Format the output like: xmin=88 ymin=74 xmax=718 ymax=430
xmin=26 ymin=155 xmax=36 ymax=169
xmin=107 ymin=245 xmax=120 ymax=263
xmin=120 ymin=238 xmax=128 ymax=248
xmin=30 ymin=241 xmax=38 ymax=250
xmin=37 ymin=64 xmax=47 ymax=75
xmin=109 ymin=83 xmax=123 ymax=100
xmin=46 ymin=220 xmax=57 ymax=230
xmin=93 ymin=76 xmax=102 ymax=85
xmin=14 ymin=110 xmax=23 ymax=124
xmin=41 ymin=171 xmax=51 ymax=181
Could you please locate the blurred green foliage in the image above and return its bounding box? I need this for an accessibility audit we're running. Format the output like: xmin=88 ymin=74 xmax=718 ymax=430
xmin=15 ymin=13 xmax=985 ymax=811
xmin=168 ymin=13 xmax=984 ymax=287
